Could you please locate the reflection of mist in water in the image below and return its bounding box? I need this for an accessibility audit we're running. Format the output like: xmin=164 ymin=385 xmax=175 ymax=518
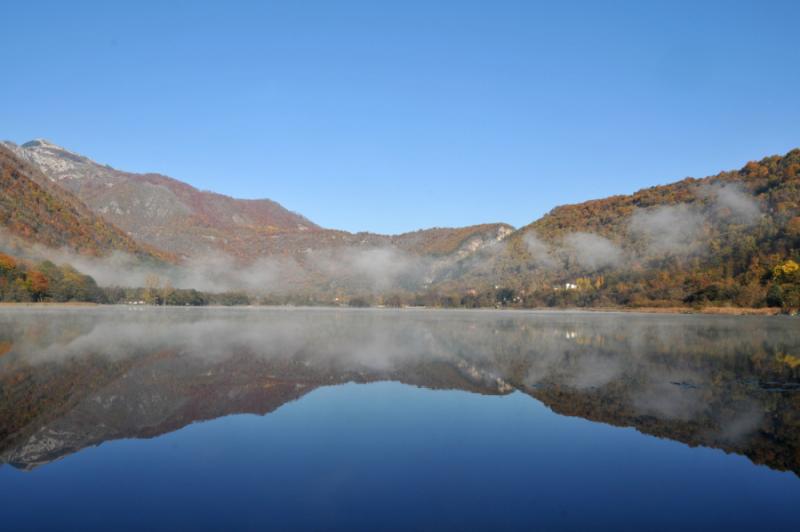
xmin=632 ymin=379 xmax=708 ymax=421
xmin=2 ymin=308 xmax=798 ymax=395
xmin=716 ymin=404 xmax=765 ymax=444
xmin=0 ymin=308 xmax=798 ymax=473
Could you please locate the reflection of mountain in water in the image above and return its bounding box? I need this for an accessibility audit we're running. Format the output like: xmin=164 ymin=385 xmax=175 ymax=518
xmin=0 ymin=308 xmax=798 ymax=474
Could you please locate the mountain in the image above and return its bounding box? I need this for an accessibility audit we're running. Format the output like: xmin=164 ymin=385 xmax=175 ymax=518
xmin=4 ymin=139 xmax=318 ymax=260
xmin=5 ymin=139 xmax=513 ymax=266
xmin=0 ymin=144 xmax=169 ymax=262
xmin=5 ymin=137 xmax=797 ymax=308
xmin=3 ymin=138 xmax=514 ymax=296
xmin=443 ymin=149 xmax=800 ymax=309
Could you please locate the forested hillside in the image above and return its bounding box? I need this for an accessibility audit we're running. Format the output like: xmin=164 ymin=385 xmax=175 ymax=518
xmin=3 ymin=136 xmax=799 ymax=311
xmin=3 ymin=139 xmax=320 ymax=259
xmin=391 ymin=223 xmax=514 ymax=256
xmin=0 ymin=145 xmax=170 ymax=262
xmin=441 ymin=149 xmax=800 ymax=310
xmin=0 ymin=251 xmax=104 ymax=303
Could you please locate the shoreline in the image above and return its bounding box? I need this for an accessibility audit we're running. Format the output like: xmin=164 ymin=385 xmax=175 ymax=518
xmin=577 ymin=306 xmax=784 ymax=316
xmin=0 ymin=302 xmax=101 ymax=308
xmin=0 ymin=302 xmax=789 ymax=316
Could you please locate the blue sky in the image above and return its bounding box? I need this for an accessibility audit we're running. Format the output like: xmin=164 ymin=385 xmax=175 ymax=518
xmin=1 ymin=1 xmax=798 ymax=234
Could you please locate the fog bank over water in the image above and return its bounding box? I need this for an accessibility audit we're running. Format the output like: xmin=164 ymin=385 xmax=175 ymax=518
xmin=2 ymin=307 xmax=796 ymax=369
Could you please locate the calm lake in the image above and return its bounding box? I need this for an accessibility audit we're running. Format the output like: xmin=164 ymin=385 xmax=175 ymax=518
xmin=0 ymin=307 xmax=798 ymax=530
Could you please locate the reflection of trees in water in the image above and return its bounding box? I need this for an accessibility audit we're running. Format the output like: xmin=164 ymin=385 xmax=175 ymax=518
xmin=0 ymin=309 xmax=797 ymax=473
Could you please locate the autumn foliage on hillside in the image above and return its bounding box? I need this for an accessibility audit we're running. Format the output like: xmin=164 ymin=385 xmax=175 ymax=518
xmin=445 ymin=149 xmax=800 ymax=310
xmin=3 ymin=136 xmax=799 ymax=311
xmin=0 ymin=251 xmax=104 ymax=302
xmin=0 ymin=145 xmax=171 ymax=262
xmin=390 ymin=223 xmax=513 ymax=256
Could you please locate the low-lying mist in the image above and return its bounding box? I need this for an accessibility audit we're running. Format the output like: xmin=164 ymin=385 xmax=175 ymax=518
xmin=522 ymin=182 xmax=763 ymax=273
xmin=0 ymin=229 xmax=439 ymax=294
xmin=0 ymin=308 xmax=794 ymax=446
xmin=0 ymin=181 xmax=765 ymax=294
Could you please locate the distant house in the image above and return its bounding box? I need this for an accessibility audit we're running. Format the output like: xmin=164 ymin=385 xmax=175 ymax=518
xmin=553 ymin=282 xmax=578 ymax=291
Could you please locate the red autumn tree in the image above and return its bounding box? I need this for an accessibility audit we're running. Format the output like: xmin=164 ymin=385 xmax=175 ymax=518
xmin=26 ymin=270 xmax=49 ymax=301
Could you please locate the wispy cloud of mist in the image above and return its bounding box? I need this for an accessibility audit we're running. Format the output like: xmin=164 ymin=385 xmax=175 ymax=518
xmin=309 ymin=246 xmax=429 ymax=291
xmin=564 ymin=232 xmax=624 ymax=270
xmin=0 ymin=230 xmax=453 ymax=294
xmin=449 ymin=238 xmax=508 ymax=278
xmin=522 ymin=233 xmax=558 ymax=268
xmin=0 ymin=228 xmax=306 ymax=293
xmin=522 ymin=231 xmax=623 ymax=272
xmin=628 ymin=183 xmax=762 ymax=259
xmin=701 ymin=183 xmax=762 ymax=225
xmin=715 ymin=405 xmax=764 ymax=443
xmin=0 ymin=225 xmax=448 ymax=293
xmin=0 ymin=230 xmax=162 ymax=286
xmin=629 ymin=203 xmax=707 ymax=256
xmin=180 ymin=254 xmax=305 ymax=293
xmin=520 ymin=182 xmax=764 ymax=273
xmin=632 ymin=376 xmax=708 ymax=421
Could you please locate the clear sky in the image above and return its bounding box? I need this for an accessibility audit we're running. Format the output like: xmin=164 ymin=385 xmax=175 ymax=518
xmin=1 ymin=1 xmax=798 ymax=234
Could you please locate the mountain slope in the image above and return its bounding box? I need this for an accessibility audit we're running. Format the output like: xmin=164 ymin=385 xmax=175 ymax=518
xmin=391 ymin=223 xmax=514 ymax=256
xmin=0 ymin=144 xmax=169 ymax=262
xmin=6 ymin=140 xmax=513 ymax=285
xmin=447 ymin=149 xmax=800 ymax=308
xmin=12 ymin=136 xmax=796 ymax=308
xmin=4 ymin=139 xmax=318 ymax=260
xmin=6 ymin=140 xmax=514 ymax=265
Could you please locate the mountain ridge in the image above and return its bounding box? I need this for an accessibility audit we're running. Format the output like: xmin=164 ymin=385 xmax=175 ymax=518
xmin=2 ymin=137 xmax=798 ymax=309
xmin=438 ymin=148 xmax=800 ymax=309
xmin=3 ymin=139 xmax=513 ymax=263
xmin=0 ymin=144 xmax=171 ymax=263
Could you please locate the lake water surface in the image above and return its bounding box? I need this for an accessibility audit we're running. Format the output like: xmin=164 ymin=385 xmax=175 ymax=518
xmin=0 ymin=307 xmax=798 ymax=530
